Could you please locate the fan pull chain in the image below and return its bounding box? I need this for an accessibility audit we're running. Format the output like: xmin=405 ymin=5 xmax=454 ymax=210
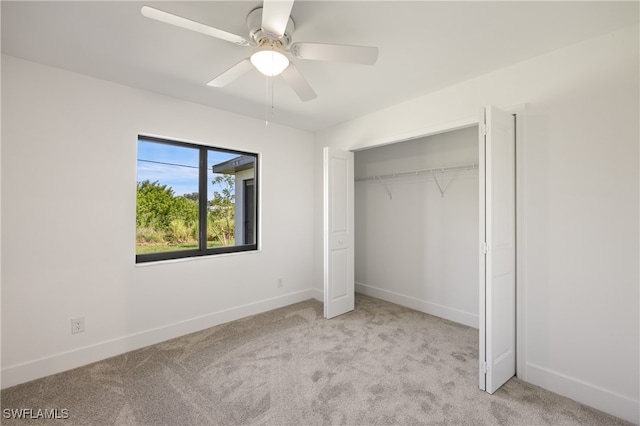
xmin=265 ymin=75 xmax=269 ymax=126
xmin=264 ymin=75 xmax=277 ymax=126
xmin=271 ymin=77 xmax=275 ymax=117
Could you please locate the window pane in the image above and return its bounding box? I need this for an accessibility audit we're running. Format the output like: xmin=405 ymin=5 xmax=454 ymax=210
xmin=208 ymin=151 xmax=257 ymax=248
xmin=136 ymin=140 xmax=200 ymax=255
xmin=136 ymin=135 xmax=258 ymax=263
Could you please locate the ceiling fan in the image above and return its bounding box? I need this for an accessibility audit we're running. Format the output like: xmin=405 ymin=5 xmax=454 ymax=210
xmin=141 ymin=1 xmax=378 ymax=102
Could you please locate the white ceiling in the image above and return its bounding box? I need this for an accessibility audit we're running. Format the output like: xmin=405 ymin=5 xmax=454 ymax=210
xmin=2 ymin=1 xmax=638 ymax=131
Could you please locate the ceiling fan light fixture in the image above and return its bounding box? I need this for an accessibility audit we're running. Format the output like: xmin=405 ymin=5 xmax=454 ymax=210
xmin=250 ymin=48 xmax=289 ymax=76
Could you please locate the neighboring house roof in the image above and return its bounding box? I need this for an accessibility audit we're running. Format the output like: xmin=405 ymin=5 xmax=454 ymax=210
xmin=212 ymin=156 xmax=255 ymax=175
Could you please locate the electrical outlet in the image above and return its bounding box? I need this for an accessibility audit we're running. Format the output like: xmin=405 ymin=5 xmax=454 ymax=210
xmin=276 ymin=277 xmax=283 ymax=288
xmin=71 ymin=317 xmax=85 ymax=334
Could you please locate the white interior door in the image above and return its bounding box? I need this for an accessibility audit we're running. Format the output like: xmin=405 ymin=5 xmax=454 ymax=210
xmin=479 ymin=105 xmax=516 ymax=393
xmin=323 ymin=147 xmax=355 ymax=319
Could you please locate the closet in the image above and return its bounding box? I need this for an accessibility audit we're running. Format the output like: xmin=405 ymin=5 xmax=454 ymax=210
xmin=353 ymin=126 xmax=480 ymax=329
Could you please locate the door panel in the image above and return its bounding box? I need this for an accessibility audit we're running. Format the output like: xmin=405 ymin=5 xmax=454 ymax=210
xmin=480 ymin=105 xmax=516 ymax=393
xmin=330 ymin=250 xmax=348 ymax=299
xmin=323 ymin=147 xmax=354 ymax=319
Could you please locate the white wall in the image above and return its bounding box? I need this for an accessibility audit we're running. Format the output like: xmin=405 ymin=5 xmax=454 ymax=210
xmin=314 ymin=25 xmax=639 ymax=423
xmin=354 ymin=127 xmax=479 ymax=327
xmin=1 ymin=55 xmax=316 ymax=388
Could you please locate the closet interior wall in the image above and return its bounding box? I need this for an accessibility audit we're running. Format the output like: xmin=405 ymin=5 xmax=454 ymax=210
xmin=354 ymin=126 xmax=480 ymax=328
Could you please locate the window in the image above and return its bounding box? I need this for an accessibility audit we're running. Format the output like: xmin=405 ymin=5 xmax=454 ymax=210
xmin=136 ymin=136 xmax=258 ymax=263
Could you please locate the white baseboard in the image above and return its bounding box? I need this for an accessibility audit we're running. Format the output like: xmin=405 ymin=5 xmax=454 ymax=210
xmin=1 ymin=289 xmax=316 ymax=389
xmin=525 ymin=362 xmax=639 ymax=424
xmin=310 ymin=287 xmax=323 ymax=301
xmin=355 ymin=282 xmax=478 ymax=328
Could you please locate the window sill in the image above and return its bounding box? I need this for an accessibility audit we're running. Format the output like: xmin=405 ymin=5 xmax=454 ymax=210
xmin=134 ymin=248 xmax=262 ymax=267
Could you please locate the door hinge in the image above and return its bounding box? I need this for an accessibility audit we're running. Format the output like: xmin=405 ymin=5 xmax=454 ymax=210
xmin=481 ymin=123 xmax=488 ymax=136
xmin=481 ymin=242 xmax=488 ymax=255
xmin=480 ymin=361 xmax=488 ymax=374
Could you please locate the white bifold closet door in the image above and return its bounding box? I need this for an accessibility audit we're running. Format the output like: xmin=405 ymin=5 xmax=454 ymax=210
xmin=479 ymin=105 xmax=516 ymax=393
xmin=321 ymin=107 xmax=516 ymax=394
xmin=323 ymin=147 xmax=355 ymax=319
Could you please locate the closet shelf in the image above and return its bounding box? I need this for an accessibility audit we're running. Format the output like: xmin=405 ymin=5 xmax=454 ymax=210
xmin=354 ymin=163 xmax=479 ymax=182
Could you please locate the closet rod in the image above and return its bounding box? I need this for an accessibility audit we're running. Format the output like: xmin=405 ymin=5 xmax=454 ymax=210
xmin=355 ymin=163 xmax=478 ymax=182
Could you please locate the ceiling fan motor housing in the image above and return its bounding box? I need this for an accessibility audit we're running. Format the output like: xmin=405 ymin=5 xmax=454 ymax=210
xmin=247 ymin=7 xmax=295 ymax=48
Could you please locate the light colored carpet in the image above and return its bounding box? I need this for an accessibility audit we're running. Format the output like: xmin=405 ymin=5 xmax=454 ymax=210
xmin=1 ymin=294 xmax=631 ymax=425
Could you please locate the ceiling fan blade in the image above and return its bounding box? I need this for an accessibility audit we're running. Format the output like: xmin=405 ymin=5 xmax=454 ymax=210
xmin=206 ymin=58 xmax=254 ymax=87
xmin=290 ymin=42 xmax=378 ymax=65
xmin=261 ymin=0 xmax=295 ymax=39
xmin=141 ymin=6 xmax=250 ymax=46
xmin=281 ymin=64 xmax=317 ymax=102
